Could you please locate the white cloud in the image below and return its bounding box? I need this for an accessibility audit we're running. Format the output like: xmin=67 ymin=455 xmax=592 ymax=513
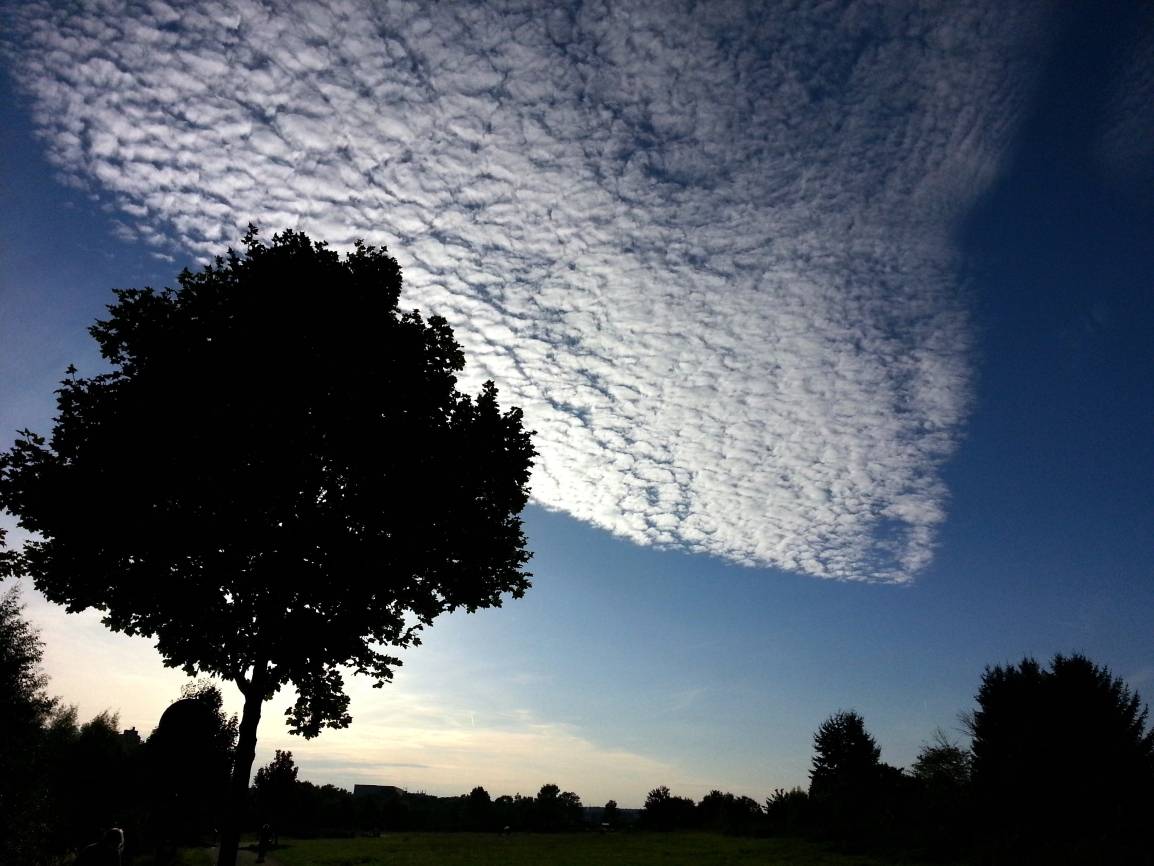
xmin=1096 ymin=17 xmax=1154 ymax=188
xmin=5 ymin=0 xmax=1047 ymax=581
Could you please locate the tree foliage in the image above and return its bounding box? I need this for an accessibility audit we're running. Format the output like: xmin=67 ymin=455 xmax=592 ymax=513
xmin=697 ymin=789 xmax=763 ymax=834
xmin=967 ymin=653 xmax=1154 ymax=858
xmin=147 ymin=681 xmax=238 ymax=843
xmin=532 ymin=783 xmax=583 ymax=831
xmin=178 ymin=679 xmax=239 ymax=758
xmin=641 ymin=785 xmax=696 ymax=830
xmin=254 ymin=749 xmax=300 ymax=826
xmin=910 ymin=729 xmax=970 ymax=790
xmin=0 ymin=584 xmax=56 ymax=863
xmin=0 ymin=584 xmax=55 ymax=747
xmin=0 ymin=227 xmax=535 ymax=865
xmin=808 ymin=710 xmax=881 ymax=802
xmin=602 ymin=799 xmax=619 ymax=826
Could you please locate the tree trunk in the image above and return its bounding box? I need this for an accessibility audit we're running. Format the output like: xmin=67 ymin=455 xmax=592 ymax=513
xmin=217 ymin=663 xmax=267 ymax=866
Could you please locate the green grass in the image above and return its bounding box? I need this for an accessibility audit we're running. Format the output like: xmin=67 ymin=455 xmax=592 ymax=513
xmin=174 ymin=851 xmax=216 ymax=866
xmin=266 ymin=832 xmax=929 ymax=866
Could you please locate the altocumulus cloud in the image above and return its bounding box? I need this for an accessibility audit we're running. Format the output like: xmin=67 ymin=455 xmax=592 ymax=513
xmin=6 ymin=0 xmax=1047 ymax=581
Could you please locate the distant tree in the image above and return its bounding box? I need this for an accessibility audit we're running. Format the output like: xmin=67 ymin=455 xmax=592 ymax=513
xmin=602 ymin=799 xmax=619 ymax=826
xmin=40 ymin=709 xmax=142 ymax=859
xmin=764 ymin=787 xmax=811 ymax=835
xmin=463 ymin=785 xmax=492 ymax=831
xmin=967 ymin=653 xmax=1154 ymax=860
xmin=493 ymin=794 xmax=517 ymax=830
xmin=909 ymin=730 xmax=973 ymax=854
xmin=557 ymin=789 xmax=583 ymax=829
xmin=532 ymin=783 xmax=581 ymax=831
xmin=512 ymin=792 xmax=536 ymax=829
xmin=911 ymin=729 xmax=970 ymax=789
xmin=808 ymin=710 xmax=887 ymax=838
xmin=642 ymin=785 xmax=697 ymax=831
xmin=697 ymin=790 xmax=762 ymax=834
xmin=292 ymin=780 xmax=355 ymax=834
xmin=0 ymin=228 xmax=535 ymax=866
xmin=809 ymin=710 xmax=881 ymax=802
xmin=0 ymin=582 xmax=56 ymax=863
xmin=253 ymin=749 xmax=300 ymax=830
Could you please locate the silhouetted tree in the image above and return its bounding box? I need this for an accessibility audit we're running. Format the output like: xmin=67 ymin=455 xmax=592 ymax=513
xmin=911 ymin=729 xmax=971 ymax=789
xmin=809 ymin=710 xmax=881 ymax=801
xmin=40 ymin=709 xmax=142 ymax=860
xmin=764 ymin=787 xmax=811 ymax=836
xmin=642 ymin=785 xmax=697 ymax=830
xmin=602 ymin=799 xmax=619 ymax=826
xmin=809 ymin=710 xmax=885 ymax=839
xmin=179 ymin=680 xmax=239 ymax=759
xmin=253 ymin=749 xmax=299 ymax=832
xmin=697 ymin=790 xmax=763 ymax=834
xmin=0 ymin=582 xmax=56 ymax=863
xmin=147 ymin=682 xmax=237 ymax=845
xmin=463 ymin=785 xmax=492 ymax=831
xmin=909 ymin=730 xmax=973 ymax=854
xmin=531 ymin=783 xmax=582 ymax=831
xmin=0 ymin=228 xmax=536 ymax=866
xmin=967 ymin=653 xmax=1154 ymax=862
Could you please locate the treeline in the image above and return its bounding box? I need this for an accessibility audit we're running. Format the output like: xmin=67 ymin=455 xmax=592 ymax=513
xmin=251 ymin=755 xmax=590 ymax=836
xmin=249 ymin=653 xmax=1154 ymax=865
xmin=644 ymin=653 xmax=1154 ymax=865
xmin=4 ymin=583 xmax=1154 ymax=865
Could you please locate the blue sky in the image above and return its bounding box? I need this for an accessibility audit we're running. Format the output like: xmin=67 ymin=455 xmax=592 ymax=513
xmin=1 ymin=0 xmax=1152 ymax=806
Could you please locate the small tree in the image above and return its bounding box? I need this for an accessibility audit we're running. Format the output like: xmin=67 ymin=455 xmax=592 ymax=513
xmin=0 ymin=228 xmax=536 ymax=866
xmin=910 ymin=729 xmax=970 ymax=789
xmin=764 ymin=787 xmax=810 ymax=835
xmin=253 ymin=749 xmax=299 ymax=830
xmin=909 ymin=730 xmax=973 ymax=853
xmin=463 ymin=785 xmax=492 ymax=831
xmin=602 ymin=799 xmax=619 ymax=826
xmin=533 ymin=783 xmax=581 ymax=831
xmin=642 ymin=785 xmax=696 ymax=831
xmin=697 ymin=790 xmax=762 ymax=834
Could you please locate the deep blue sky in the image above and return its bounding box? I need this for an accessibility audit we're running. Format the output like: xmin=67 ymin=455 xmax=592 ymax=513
xmin=1 ymin=0 xmax=1152 ymax=805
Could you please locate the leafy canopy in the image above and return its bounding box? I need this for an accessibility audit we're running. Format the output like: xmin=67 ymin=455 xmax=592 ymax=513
xmin=808 ymin=710 xmax=882 ymax=800
xmin=0 ymin=582 xmax=56 ymax=739
xmin=967 ymin=653 xmax=1154 ymax=837
xmin=0 ymin=227 xmax=535 ymax=737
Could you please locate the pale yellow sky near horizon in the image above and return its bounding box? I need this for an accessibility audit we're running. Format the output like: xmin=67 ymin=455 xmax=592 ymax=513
xmin=15 ymin=577 xmax=716 ymax=809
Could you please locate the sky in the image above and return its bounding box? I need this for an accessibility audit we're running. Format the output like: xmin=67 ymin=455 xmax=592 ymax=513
xmin=1 ymin=0 xmax=1152 ymax=807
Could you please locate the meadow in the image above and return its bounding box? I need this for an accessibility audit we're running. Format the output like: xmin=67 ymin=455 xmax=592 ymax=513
xmin=191 ymin=833 xmax=934 ymax=866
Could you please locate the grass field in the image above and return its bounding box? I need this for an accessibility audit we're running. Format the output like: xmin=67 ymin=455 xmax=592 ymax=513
xmin=254 ymin=832 xmax=930 ymax=866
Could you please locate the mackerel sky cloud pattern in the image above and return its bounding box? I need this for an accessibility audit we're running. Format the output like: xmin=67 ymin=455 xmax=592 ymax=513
xmin=6 ymin=0 xmax=1043 ymax=581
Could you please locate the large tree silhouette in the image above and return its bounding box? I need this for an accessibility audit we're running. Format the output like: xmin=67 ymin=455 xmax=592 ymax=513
xmin=0 ymin=228 xmax=535 ymax=866
xmin=808 ymin=710 xmax=886 ymax=838
xmin=809 ymin=710 xmax=881 ymax=801
xmin=967 ymin=653 xmax=1154 ymax=860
